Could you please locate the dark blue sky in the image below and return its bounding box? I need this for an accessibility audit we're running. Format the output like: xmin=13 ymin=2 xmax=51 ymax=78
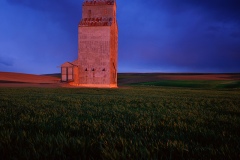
xmin=0 ymin=0 xmax=240 ymax=74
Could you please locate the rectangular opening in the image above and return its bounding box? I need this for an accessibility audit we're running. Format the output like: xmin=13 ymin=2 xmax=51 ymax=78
xmin=88 ymin=10 xmax=91 ymax=18
xmin=68 ymin=67 xmax=73 ymax=81
xmin=61 ymin=67 xmax=74 ymax=82
xmin=61 ymin=67 xmax=67 ymax=82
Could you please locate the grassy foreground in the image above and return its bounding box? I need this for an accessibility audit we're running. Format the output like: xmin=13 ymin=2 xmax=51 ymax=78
xmin=0 ymin=86 xmax=240 ymax=159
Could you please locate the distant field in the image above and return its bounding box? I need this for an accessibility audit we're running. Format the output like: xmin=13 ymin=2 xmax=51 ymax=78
xmin=0 ymin=85 xmax=240 ymax=159
xmin=131 ymin=80 xmax=240 ymax=89
xmin=118 ymin=73 xmax=240 ymax=89
xmin=1 ymin=72 xmax=240 ymax=88
xmin=118 ymin=73 xmax=240 ymax=86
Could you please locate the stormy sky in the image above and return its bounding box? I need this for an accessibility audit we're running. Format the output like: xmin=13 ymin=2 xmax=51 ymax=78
xmin=0 ymin=0 xmax=240 ymax=74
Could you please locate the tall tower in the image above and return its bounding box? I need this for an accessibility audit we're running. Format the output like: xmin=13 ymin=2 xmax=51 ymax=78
xmin=77 ymin=0 xmax=118 ymax=88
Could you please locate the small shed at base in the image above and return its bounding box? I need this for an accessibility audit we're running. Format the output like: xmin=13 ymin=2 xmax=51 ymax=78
xmin=61 ymin=60 xmax=78 ymax=82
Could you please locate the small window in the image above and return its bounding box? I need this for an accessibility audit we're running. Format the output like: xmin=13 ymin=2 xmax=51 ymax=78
xmin=104 ymin=9 xmax=107 ymax=15
xmin=92 ymin=68 xmax=95 ymax=71
xmin=88 ymin=10 xmax=91 ymax=18
xmin=85 ymin=68 xmax=88 ymax=71
xmin=102 ymin=68 xmax=106 ymax=71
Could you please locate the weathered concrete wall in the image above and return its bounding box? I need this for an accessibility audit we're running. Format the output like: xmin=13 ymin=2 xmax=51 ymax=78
xmin=82 ymin=5 xmax=115 ymax=19
xmin=110 ymin=21 xmax=118 ymax=85
xmin=73 ymin=0 xmax=118 ymax=88
xmin=78 ymin=26 xmax=111 ymax=86
xmin=82 ymin=0 xmax=116 ymax=19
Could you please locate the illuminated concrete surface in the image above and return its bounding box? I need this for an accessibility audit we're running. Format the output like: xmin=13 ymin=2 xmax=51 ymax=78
xmin=61 ymin=0 xmax=118 ymax=88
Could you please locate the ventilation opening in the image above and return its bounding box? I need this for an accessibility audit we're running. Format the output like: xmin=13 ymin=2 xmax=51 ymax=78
xmin=88 ymin=10 xmax=91 ymax=18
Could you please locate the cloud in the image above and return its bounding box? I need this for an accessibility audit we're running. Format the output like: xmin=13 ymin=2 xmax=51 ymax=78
xmin=155 ymin=0 xmax=240 ymax=22
xmin=6 ymin=0 xmax=82 ymax=33
xmin=118 ymin=0 xmax=240 ymax=71
xmin=230 ymin=32 xmax=240 ymax=38
xmin=6 ymin=0 xmax=77 ymax=12
xmin=0 ymin=54 xmax=14 ymax=67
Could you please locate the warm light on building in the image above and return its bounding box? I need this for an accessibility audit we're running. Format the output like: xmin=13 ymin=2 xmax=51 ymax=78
xmin=61 ymin=0 xmax=118 ymax=88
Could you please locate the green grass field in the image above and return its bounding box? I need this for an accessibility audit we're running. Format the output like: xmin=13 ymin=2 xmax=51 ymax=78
xmin=0 ymin=82 xmax=240 ymax=159
xmin=132 ymin=80 xmax=240 ymax=89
